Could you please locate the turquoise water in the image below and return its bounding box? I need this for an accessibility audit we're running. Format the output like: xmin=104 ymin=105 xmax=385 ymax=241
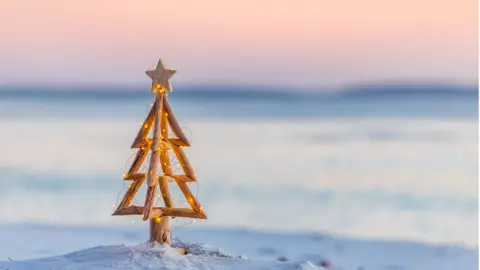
xmin=0 ymin=89 xmax=477 ymax=246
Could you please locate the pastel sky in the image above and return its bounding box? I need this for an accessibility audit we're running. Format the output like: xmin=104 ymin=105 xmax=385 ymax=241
xmin=0 ymin=0 xmax=477 ymax=88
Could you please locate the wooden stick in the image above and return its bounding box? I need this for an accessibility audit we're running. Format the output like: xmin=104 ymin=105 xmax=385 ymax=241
xmin=157 ymin=106 xmax=174 ymax=230
xmin=145 ymin=93 xmax=163 ymax=187
xmin=113 ymin=206 xmax=205 ymax=219
xmin=131 ymin=100 xmax=156 ymax=148
xmin=113 ymin=205 xmax=144 ymax=216
xmin=116 ymin=174 xmax=146 ymax=210
xmin=163 ymin=96 xmax=191 ymax=146
xmin=124 ymin=173 xmax=145 ymax=181
xmin=161 ymin=207 xmax=206 ymax=219
xmin=159 ymin=173 xmax=174 ymax=208
xmin=170 ymin=144 xmax=196 ymax=180
xmin=159 ymin=102 xmax=173 ymax=176
xmin=124 ymin=140 xmax=151 ymax=178
xmin=176 ymin=180 xmax=205 ymax=216
xmin=158 ymin=175 xmax=174 ymax=182
xmin=161 ymin=105 xmax=169 ymax=140
xmin=168 ymin=138 xmax=190 ymax=147
xmin=142 ymin=186 xmax=157 ymax=220
xmin=142 ymin=93 xmax=164 ymax=220
xmin=159 ymin=148 xmax=173 ymax=176
xmin=173 ymin=175 xmax=196 ymax=183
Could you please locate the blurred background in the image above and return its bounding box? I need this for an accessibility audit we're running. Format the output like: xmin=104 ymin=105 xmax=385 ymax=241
xmin=0 ymin=0 xmax=477 ymax=248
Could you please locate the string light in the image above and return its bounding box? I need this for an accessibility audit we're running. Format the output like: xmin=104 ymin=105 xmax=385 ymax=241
xmin=114 ymin=94 xmax=203 ymax=230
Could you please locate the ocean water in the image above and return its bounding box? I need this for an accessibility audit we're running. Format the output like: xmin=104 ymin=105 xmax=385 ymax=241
xmin=0 ymin=87 xmax=477 ymax=246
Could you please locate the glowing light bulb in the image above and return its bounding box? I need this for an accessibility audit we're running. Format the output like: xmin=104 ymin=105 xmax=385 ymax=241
xmin=154 ymin=216 xmax=161 ymax=223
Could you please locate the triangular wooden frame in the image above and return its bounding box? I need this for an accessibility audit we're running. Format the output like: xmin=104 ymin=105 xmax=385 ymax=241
xmin=113 ymin=93 xmax=207 ymax=220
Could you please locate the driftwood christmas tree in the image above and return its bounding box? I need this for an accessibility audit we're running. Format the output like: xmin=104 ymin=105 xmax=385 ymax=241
xmin=113 ymin=59 xmax=207 ymax=245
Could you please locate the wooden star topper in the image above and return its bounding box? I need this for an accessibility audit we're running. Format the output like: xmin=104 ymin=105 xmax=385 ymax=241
xmin=146 ymin=59 xmax=176 ymax=92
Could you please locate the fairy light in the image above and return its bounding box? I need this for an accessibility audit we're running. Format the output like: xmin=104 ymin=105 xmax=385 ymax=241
xmin=113 ymin=76 xmax=204 ymax=231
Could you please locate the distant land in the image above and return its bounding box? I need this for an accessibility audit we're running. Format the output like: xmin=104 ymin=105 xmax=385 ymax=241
xmin=0 ymin=82 xmax=477 ymax=102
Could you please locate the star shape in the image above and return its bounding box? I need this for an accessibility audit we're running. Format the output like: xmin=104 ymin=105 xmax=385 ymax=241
xmin=145 ymin=59 xmax=176 ymax=92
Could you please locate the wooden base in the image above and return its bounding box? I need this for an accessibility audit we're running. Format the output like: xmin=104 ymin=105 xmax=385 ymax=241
xmin=149 ymin=217 xmax=171 ymax=245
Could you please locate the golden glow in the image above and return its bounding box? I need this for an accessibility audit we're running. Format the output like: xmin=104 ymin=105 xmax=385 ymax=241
xmin=154 ymin=216 xmax=162 ymax=223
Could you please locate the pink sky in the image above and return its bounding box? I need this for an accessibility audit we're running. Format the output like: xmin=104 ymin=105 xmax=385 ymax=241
xmin=0 ymin=0 xmax=477 ymax=88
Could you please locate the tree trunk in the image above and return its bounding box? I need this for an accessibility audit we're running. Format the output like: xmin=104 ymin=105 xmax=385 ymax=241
xmin=149 ymin=217 xmax=170 ymax=245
